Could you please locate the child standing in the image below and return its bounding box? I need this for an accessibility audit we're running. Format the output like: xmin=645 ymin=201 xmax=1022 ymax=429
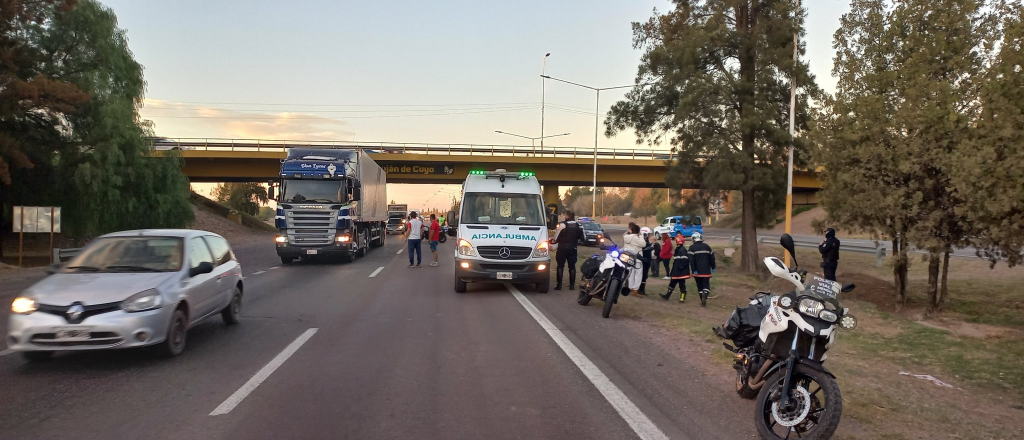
xmin=688 ymin=232 xmax=716 ymax=307
xmin=660 ymin=234 xmax=691 ymax=302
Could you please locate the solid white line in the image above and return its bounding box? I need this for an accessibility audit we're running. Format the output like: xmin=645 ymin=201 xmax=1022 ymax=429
xmin=251 ymin=270 xmax=266 ymax=275
xmin=397 ymin=248 xmax=404 ymax=255
xmin=505 ymin=284 xmax=669 ymax=440
xmin=209 ymin=328 xmax=318 ymax=416
xmin=368 ymin=266 xmax=385 ymax=278
xmin=0 ymin=349 xmax=14 ymax=357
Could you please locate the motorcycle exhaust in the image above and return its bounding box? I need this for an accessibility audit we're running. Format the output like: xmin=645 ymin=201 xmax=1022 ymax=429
xmin=747 ymin=359 xmax=775 ymax=390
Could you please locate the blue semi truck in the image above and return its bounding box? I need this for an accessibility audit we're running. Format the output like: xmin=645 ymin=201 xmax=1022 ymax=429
xmin=270 ymin=148 xmax=387 ymax=264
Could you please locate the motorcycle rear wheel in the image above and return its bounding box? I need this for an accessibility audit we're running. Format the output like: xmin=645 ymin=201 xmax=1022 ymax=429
xmin=602 ymin=278 xmax=621 ymax=318
xmin=755 ymin=364 xmax=842 ymax=440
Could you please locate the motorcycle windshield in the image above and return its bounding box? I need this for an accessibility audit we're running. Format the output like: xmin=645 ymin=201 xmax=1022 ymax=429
xmin=803 ymin=276 xmax=843 ymax=309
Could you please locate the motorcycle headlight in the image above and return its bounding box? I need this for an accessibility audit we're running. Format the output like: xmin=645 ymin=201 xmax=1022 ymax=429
xmin=819 ymin=310 xmax=838 ymax=323
xmin=839 ymin=314 xmax=858 ymax=330
xmin=610 ymin=250 xmax=620 ymax=258
xmin=778 ymin=296 xmax=793 ymax=309
xmin=618 ymin=252 xmax=631 ymax=263
xmin=458 ymin=238 xmax=476 ymax=257
xmin=11 ymin=296 xmax=37 ymax=314
xmin=122 ymin=289 xmax=164 ymax=313
xmin=533 ymin=241 xmax=549 ymax=258
xmin=798 ymin=298 xmax=825 ymax=318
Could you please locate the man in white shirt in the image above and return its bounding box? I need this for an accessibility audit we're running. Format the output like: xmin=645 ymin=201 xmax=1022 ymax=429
xmin=406 ymin=212 xmax=423 ymax=267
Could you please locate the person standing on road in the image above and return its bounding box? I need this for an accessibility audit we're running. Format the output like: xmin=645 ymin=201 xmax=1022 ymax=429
xmin=552 ymin=211 xmax=584 ymax=290
xmin=659 ymin=233 xmax=673 ymax=279
xmin=428 ymin=213 xmax=441 ymax=267
xmin=819 ymin=228 xmax=841 ymax=281
xmin=638 ymin=227 xmax=654 ymax=295
xmin=406 ymin=212 xmax=423 ymax=267
xmin=661 ymin=234 xmax=691 ymax=302
xmin=688 ymin=232 xmax=716 ymax=307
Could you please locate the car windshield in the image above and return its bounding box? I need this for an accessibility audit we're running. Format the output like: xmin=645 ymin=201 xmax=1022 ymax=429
xmin=583 ymin=223 xmax=602 ymax=231
xmin=461 ymin=193 xmax=545 ymax=226
xmin=64 ymin=237 xmax=184 ymax=272
xmin=388 ymin=218 xmax=404 ymax=225
xmin=281 ymin=179 xmax=346 ymax=203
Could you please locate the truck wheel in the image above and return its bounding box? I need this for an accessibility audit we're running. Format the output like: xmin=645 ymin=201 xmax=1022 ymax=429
xmin=454 ymin=274 xmax=467 ymax=293
xmin=281 ymin=257 xmax=294 ymax=265
xmin=358 ymin=230 xmax=369 ymax=257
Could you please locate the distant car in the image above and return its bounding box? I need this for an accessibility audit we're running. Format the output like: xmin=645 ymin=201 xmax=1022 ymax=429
xmin=7 ymin=230 xmax=244 ymax=361
xmin=580 ymin=222 xmax=613 ymax=249
xmin=578 ymin=217 xmax=592 ymax=223
xmin=653 ymin=215 xmax=704 ymax=238
xmin=386 ymin=217 xmax=407 ymax=234
xmin=150 ymin=138 xmax=194 ymax=150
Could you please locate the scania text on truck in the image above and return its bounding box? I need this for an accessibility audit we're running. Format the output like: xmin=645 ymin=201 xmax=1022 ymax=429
xmin=450 ymin=169 xmax=552 ymax=293
xmin=270 ymin=148 xmax=387 ymax=264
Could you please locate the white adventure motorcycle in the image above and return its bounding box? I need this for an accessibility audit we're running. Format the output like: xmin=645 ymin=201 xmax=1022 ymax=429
xmin=714 ymin=234 xmax=858 ymax=440
xmin=576 ymin=248 xmax=641 ymax=318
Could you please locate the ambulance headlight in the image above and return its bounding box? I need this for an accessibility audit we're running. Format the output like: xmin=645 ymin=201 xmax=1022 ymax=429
xmin=533 ymin=241 xmax=549 ymax=258
xmin=458 ymin=238 xmax=476 ymax=257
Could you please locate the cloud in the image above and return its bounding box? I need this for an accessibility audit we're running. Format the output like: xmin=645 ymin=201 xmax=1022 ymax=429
xmin=140 ymin=99 xmax=356 ymax=141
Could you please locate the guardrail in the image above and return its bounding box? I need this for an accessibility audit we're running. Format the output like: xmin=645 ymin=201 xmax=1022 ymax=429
xmin=149 ymin=137 xmax=676 ymax=161
xmin=707 ymin=234 xmax=887 ymax=268
xmin=52 ymin=247 xmax=82 ymax=263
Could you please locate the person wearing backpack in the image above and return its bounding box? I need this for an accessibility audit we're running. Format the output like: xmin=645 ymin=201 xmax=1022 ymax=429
xmin=688 ymin=232 xmax=716 ymax=307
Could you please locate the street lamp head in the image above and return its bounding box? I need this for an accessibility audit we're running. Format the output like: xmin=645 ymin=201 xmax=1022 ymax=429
xmin=540 ymin=75 xmax=551 ymax=79
xmin=545 ymin=53 xmax=551 ymax=57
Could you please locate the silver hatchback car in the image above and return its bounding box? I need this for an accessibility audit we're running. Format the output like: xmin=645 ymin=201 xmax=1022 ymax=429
xmin=7 ymin=230 xmax=243 ymax=361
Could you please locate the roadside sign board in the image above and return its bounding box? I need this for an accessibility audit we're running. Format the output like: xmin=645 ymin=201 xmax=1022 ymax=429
xmin=13 ymin=206 xmax=62 ymax=233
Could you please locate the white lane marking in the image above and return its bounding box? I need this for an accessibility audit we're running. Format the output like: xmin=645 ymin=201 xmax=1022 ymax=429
xmin=251 ymin=270 xmax=266 ymax=276
xmin=397 ymin=248 xmax=404 ymax=255
xmin=505 ymin=284 xmax=669 ymax=440
xmin=0 ymin=349 xmax=14 ymax=357
xmin=268 ymin=266 xmax=281 ymax=270
xmin=209 ymin=328 xmax=318 ymax=416
xmin=368 ymin=267 xmax=385 ymax=278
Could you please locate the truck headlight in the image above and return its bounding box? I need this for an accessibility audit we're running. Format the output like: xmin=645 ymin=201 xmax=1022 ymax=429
xmin=11 ymin=297 xmax=37 ymax=314
xmin=122 ymin=289 xmax=163 ymax=313
xmin=458 ymin=238 xmax=476 ymax=256
xmin=274 ymin=235 xmax=288 ymax=244
xmin=533 ymin=241 xmax=549 ymax=258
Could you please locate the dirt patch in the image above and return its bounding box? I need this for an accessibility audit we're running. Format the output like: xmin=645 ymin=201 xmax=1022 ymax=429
xmin=189 ymin=205 xmax=274 ymax=245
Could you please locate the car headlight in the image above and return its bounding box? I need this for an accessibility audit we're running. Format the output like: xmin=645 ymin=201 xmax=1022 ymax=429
xmin=458 ymin=238 xmax=476 ymax=256
xmin=11 ymin=297 xmax=37 ymax=314
xmin=533 ymin=241 xmax=549 ymax=258
xmin=819 ymin=310 xmax=838 ymax=323
xmin=122 ymin=289 xmax=164 ymax=312
xmin=798 ymin=298 xmax=825 ymax=318
xmin=839 ymin=314 xmax=858 ymax=330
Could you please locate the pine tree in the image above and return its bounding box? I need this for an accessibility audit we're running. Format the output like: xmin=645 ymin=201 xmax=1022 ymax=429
xmin=607 ymin=0 xmax=818 ymax=272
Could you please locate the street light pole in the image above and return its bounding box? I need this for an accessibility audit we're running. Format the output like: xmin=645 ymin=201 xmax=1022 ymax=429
xmin=494 ymin=130 xmax=570 ymax=150
xmin=542 ymin=53 xmax=550 ymax=148
xmin=541 ymin=74 xmax=632 ymax=218
xmin=784 ymin=0 xmax=800 ymax=267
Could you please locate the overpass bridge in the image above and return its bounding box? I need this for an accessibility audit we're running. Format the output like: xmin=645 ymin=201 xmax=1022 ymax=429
xmin=154 ymin=138 xmax=822 ymax=204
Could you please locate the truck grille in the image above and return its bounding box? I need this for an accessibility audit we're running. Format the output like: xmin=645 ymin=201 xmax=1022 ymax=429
xmin=477 ymin=246 xmax=533 ymax=260
xmin=284 ymin=208 xmax=337 ymax=245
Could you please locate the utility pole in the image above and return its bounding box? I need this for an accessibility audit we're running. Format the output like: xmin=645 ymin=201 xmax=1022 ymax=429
xmin=784 ymin=0 xmax=800 ymax=267
xmin=541 ymin=53 xmax=550 ymax=148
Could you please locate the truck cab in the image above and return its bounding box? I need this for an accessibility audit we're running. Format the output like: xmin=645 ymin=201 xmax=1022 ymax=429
xmin=653 ymin=215 xmax=704 ymax=238
xmin=451 ymin=170 xmax=551 ymax=293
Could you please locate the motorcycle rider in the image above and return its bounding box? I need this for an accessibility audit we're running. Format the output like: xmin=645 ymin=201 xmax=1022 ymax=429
xmin=638 ymin=227 xmax=654 ymax=295
xmin=819 ymin=227 xmax=841 ymax=281
xmin=621 ymin=223 xmax=646 ymax=296
xmin=552 ymin=211 xmax=585 ymax=290
xmin=660 ymin=234 xmax=691 ymax=302
xmin=688 ymin=232 xmax=716 ymax=307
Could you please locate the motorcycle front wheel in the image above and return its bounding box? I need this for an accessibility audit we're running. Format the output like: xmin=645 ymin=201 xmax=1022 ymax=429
xmin=755 ymin=364 xmax=842 ymax=440
xmin=602 ymin=278 xmax=621 ymax=318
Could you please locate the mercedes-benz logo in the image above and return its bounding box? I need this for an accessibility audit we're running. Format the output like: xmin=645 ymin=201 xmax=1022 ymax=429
xmin=67 ymin=304 xmax=84 ymax=321
xmin=498 ymin=247 xmax=511 ymax=259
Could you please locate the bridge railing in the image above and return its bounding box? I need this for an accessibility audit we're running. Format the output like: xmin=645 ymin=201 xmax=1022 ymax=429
xmin=150 ymin=137 xmax=676 ymax=161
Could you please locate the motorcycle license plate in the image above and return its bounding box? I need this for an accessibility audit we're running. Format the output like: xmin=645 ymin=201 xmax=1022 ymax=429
xmin=306 ymin=249 xmax=318 ymax=255
xmin=496 ymin=272 xmax=513 ymax=280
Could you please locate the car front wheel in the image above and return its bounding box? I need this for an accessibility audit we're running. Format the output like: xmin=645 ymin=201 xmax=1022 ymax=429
xmin=158 ymin=309 xmax=188 ymax=357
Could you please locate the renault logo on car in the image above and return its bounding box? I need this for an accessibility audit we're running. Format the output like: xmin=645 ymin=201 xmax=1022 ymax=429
xmin=67 ymin=304 xmax=84 ymax=321
xmin=498 ymin=247 xmax=511 ymax=259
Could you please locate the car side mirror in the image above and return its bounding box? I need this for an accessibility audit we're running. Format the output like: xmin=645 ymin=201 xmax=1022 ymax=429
xmin=45 ymin=263 xmax=62 ymax=275
xmin=189 ymin=261 xmax=214 ymax=277
xmin=447 ymin=210 xmax=458 ymax=228
xmin=351 ymin=181 xmax=362 ymax=201
xmin=267 ymin=181 xmax=276 ymax=201
xmin=841 ymin=283 xmax=856 ymax=293
xmin=547 ymin=214 xmax=558 ymax=230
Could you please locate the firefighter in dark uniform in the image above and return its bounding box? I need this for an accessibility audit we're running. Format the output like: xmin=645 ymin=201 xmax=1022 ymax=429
xmin=552 ymin=211 xmax=584 ymax=290
xmin=688 ymin=232 xmax=716 ymax=307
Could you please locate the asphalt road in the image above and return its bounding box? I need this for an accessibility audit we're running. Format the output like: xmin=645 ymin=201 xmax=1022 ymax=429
xmin=0 ymin=234 xmax=756 ymax=440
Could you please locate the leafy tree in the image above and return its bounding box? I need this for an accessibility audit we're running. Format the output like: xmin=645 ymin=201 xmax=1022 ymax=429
xmin=813 ymin=0 xmax=999 ymax=311
xmin=213 ymin=183 xmax=270 ymax=217
xmin=608 ymin=0 xmax=818 ymax=272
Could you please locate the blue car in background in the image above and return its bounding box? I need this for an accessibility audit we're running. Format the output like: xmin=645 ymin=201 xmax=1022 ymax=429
xmin=653 ymin=215 xmax=704 ymax=238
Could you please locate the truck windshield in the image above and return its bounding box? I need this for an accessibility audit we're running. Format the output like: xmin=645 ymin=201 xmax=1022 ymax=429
xmin=281 ymin=180 xmax=346 ymax=203
xmin=462 ymin=193 xmax=545 ymax=226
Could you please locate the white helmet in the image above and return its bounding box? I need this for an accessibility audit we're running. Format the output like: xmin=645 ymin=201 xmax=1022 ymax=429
xmin=690 ymin=232 xmax=703 ymax=242
xmin=640 ymin=227 xmax=652 ymax=236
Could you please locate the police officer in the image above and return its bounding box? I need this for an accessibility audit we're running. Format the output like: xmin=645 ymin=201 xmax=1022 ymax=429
xmin=552 ymin=211 xmax=584 ymax=290
xmin=819 ymin=228 xmax=841 ymax=281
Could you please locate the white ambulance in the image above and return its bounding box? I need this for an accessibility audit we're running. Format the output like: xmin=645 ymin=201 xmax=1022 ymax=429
xmin=449 ymin=169 xmax=553 ymax=293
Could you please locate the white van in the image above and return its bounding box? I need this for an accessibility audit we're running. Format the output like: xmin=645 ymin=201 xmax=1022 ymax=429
xmin=449 ymin=169 xmax=552 ymax=293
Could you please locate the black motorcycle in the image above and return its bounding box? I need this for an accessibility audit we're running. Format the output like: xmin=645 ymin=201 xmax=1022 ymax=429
xmin=576 ymin=249 xmax=636 ymax=318
xmin=714 ymin=234 xmax=859 ymax=440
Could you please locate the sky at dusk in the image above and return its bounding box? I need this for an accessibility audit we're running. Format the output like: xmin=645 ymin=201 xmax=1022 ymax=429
xmin=102 ymin=0 xmax=851 ymax=210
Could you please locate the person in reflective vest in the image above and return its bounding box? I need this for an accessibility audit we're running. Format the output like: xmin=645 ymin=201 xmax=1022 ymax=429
xmin=688 ymin=232 xmax=716 ymax=307
xmin=660 ymin=234 xmax=691 ymax=302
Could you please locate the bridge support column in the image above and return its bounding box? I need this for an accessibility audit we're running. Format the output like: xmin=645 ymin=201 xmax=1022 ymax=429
xmin=542 ymin=184 xmax=560 ymax=211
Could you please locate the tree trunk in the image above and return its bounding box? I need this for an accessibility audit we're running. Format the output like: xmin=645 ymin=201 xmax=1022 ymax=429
xmin=892 ymin=233 xmax=909 ymax=310
xmin=926 ymin=251 xmax=941 ymax=316
xmin=937 ymin=250 xmax=950 ymax=313
xmin=740 ymin=187 xmax=759 ymax=271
